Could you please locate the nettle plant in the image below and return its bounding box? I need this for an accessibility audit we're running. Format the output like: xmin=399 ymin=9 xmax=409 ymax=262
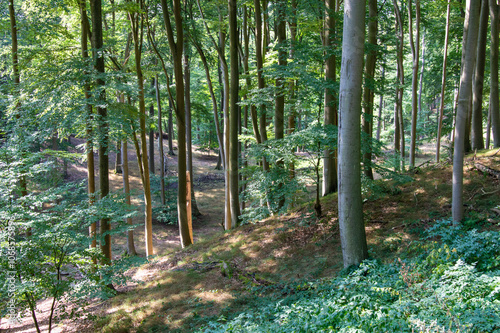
xmin=0 ymin=147 xmax=142 ymax=333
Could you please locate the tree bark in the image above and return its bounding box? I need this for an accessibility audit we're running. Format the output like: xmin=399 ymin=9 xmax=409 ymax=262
xmin=149 ymin=79 xmax=155 ymax=174
xmin=184 ymin=43 xmax=201 ymax=217
xmin=323 ymin=0 xmax=338 ymax=195
xmin=122 ymin=138 xmax=137 ymax=256
xmin=453 ymin=0 xmax=480 ymax=223
xmin=229 ymin=0 xmax=241 ymax=225
xmin=161 ymin=0 xmax=192 ymax=247
xmin=472 ymin=0 xmax=488 ymax=150
xmin=409 ymin=0 xmax=420 ymax=169
xmin=156 ymin=76 xmax=166 ymax=206
xmin=338 ymin=0 xmax=368 ymax=268
xmin=362 ymin=0 xmax=378 ymax=179
xmin=90 ymin=0 xmax=112 ymax=264
xmin=437 ymin=0 xmax=451 ymax=162
xmin=129 ymin=2 xmax=154 ymax=256
xmin=490 ymin=0 xmax=500 ymax=147
xmin=393 ymin=0 xmax=405 ymax=169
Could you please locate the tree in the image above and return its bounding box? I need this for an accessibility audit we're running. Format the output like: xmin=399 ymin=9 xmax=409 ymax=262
xmin=453 ymin=0 xmax=480 ymax=223
xmin=393 ymin=0 xmax=405 ymax=169
xmin=408 ymin=0 xmax=421 ymax=169
xmin=160 ymin=0 xmax=192 ymax=247
xmin=471 ymin=0 xmax=488 ymax=151
xmin=229 ymin=0 xmax=240 ymax=225
xmin=362 ymin=0 xmax=378 ymax=179
xmin=436 ymin=0 xmax=452 ymax=163
xmin=490 ymin=0 xmax=500 ymax=147
xmin=129 ymin=1 xmax=154 ymax=256
xmin=90 ymin=0 xmax=112 ymax=265
xmin=322 ymin=0 xmax=338 ymax=195
xmin=338 ymin=0 xmax=368 ymax=268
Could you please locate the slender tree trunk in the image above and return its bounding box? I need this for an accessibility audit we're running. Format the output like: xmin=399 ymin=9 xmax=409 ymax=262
xmin=362 ymin=0 xmax=378 ymax=179
xmin=338 ymin=0 xmax=368 ymax=268
xmin=323 ymin=0 xmax=338 ymax=195
xmin=156 ymin=75 xmax=166 ymax=206
xmin=122 ymin=138 xmax=137 ymax=255
xmin=409 ymin=0 xmax=420 ymax=169
xmin=275 ymin=0 xmax=287 ymax=211
xmin=394 ymin=0 xmax=405 ymax=169
xmin=115 ymin=140 xmax=122 ymax=173
xmin=255 ymin=0 xmax=270 ymax=172
xmin=453 ymin=0 xmax=480 ymax=223
xmin=184 ymin=43 xmax=201 ymax=217
xmin=161 ymin=0 xmax=192 ymax=246
xmin=168 ymin=95 xmax=175 ymax=155
xmin=472 ymin=0 xmax=488 ymax=150
xmin=129 ymin=3 xmax=154 ymax=256
xmin=90 ymin=0 xmax=112 ymax=265
xmin=229 ymin=0 xmax=240 ymax=225
xmin=490 ymin=0 xmax=500 ymax=147
xmin=486 ymin=103 xmax=492 ymax=148
xmin=149 ymin=79 xmax=155 ymax=174
xmin=79 ymin=0 xmax=97 ymax=261
xmin=437 ymin=0 xmax=451 ymax=162
xmin=418 ymin=31 xmax=426 ymax=117
xmin=376 ymin=64 xmax=385 ymax=141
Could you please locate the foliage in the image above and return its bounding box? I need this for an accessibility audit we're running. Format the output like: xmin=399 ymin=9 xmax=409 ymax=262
xmin=198 ymin=219 xmax=500 ymax=333
xmin=0 ymin=147 xmax=144 ymax=330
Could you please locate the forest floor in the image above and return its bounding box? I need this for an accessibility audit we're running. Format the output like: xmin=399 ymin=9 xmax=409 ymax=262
xmin=1 ymin=139 xmax=500 ymax=332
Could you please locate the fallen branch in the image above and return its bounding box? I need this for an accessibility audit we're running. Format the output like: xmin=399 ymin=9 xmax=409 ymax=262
xmin=475 ymin=163 xmax=500 ymax=179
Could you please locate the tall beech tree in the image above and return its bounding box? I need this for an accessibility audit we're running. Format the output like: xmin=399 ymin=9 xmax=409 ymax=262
xmin=393 ymin=0 xmax=405 ymax=169
xmin=90 ymin=0 xmax=112 ymax=264
xmin=490 ymin=0 xmax=500 ymax=147
xmin=453 ymin=0 xmax=480 ymax=223
xmin=160 ymin=0 xmax=192 ymax=246
xmin=436 ymin=0 xmax=452 ymax=163
xmin=229 ymin=0 xmax=240 ymax=225
xmin=338 ymin=0 xmax=368 ymax=268
xmin=129 ymin=2 xmax=154 ymax=256
xmin=79 ymin=0 xmax=97 ymax=258
xmin=471 ymin=0 xmax=488 ymax=151
xmin=408 ymin=0 xmax=420 ymax=169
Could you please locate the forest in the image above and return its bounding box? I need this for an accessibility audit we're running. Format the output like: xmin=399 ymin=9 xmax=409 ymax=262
xmin=1 ymin=0 xmax=500 ymax=331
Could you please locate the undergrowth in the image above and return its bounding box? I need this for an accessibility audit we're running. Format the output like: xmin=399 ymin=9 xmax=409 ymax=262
xmin=199 ymin=219 xmax=500 ymax=333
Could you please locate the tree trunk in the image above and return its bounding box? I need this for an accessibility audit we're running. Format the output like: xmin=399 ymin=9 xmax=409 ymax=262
xmin=184 ymin=43 xmax=201 ymax=217
xmin=323 ymin=0 xmax=338 ymax=195
xmin=122 ymin=138 xmax=137 ymax=255
xmin=275 ymin=0 xmax=287 ymax=211
xmin=255 ymin=0 xmax=270 ymax=172
xmin=472 ymin=0 xmax=488 ymax=150
xmin=453 ymin=0 xmax=480 ymax=223
xmin=362 ymin=0 xmax=378 ymax=179
xmin=79 ymin=0 xmax=97 ymax=261
xmin=338 ymin=0 xmax=368 ymax=268
xmin=229 ymin=0 xmax=240 ymax=225
xmin=115 ymin=140 xmax=122 ymax=174
xmin=156 ymin=75 xmax=166 ymax=206
xmin=90 ymin=0 xmax=112 ymax=265
xmin=393 ymin=0 xmax=405 ymax=169
xmin=167 ymin=95 xmax=175 ymax=155
xmin=490 ymin=0 xmax=500 ymax=147
xmin=149 ymin=78 xmax=155 ymax=174
xmin=409 ymin=0 xmax=420 ymax=169
xmin=130 ymin=2 xmax=154 ymax=257
xmin=436 ymin=0 xmax=451 ymax=162
xmin=161 ymin=0 xmax=192 ymax=247
xmin=376 ymin=63 xmax=385 ymax=141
